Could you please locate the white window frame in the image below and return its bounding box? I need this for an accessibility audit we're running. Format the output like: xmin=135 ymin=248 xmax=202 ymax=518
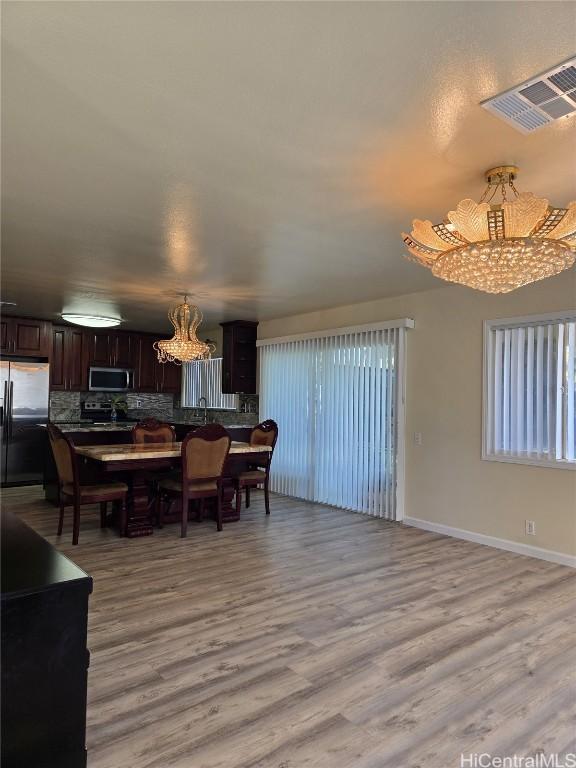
xmin=482 ymin=311 xmax=576 ymax=470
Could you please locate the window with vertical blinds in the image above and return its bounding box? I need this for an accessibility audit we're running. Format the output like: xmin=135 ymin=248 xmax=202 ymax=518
xmin=181 ymin=358 xmax=237 ymax=410
xmin=483 ymin=313 xmax=576 ymax=467
xmin=258 ymin=321 xmax=410 ymax=519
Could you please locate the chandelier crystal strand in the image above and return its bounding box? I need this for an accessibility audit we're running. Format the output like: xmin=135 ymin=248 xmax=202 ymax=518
xmin=401 ymin=166 xmax=576 ymax=293
xmin=154 ymin=295 xmax=215 ymax=364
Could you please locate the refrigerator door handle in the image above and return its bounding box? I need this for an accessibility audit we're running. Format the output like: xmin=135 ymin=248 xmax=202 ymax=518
xmin=2 ymin=380 xmax=7 ymax=438
xmin=8 ymin=381 xmax=14 ymax=438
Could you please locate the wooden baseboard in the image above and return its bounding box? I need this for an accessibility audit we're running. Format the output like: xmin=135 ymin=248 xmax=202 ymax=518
xmin=403 ymin=517 xmax=576 ymax=568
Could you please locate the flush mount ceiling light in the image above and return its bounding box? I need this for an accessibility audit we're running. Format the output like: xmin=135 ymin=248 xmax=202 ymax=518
xmin=154 ymin=295 xmax=215 ymax=365
xmin=402 ymin=166 xmax=576 ymax=294
xmin=61 ymin=314 xmax=122 ymax=328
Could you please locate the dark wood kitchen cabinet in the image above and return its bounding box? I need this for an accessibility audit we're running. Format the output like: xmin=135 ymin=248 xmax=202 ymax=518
xmin=1 ymin=512 xmax=92 ymax=768
xmin=159 ymin=357 xmax=182 ymax=393
xmin=135 ymin=334 xmax=181 ymax=394
xmin=1 ymin=317 xmax=51 ymax=357
xmin=84 ymin=330 xmax=114 ymax=367
xmin=51 ymin=326 xmax=88 ymax=391
xmin=84 ymin=330 xmax=136 ymax=369
xmin=221 ymin=320 xmax=258 ymax=394
xmin=135 ymin=334 xmax=157 ymax=391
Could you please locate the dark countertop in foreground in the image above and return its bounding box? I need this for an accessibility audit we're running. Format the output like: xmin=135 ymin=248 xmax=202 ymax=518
xmin=1 ymin=511 xmax=91 ymax=600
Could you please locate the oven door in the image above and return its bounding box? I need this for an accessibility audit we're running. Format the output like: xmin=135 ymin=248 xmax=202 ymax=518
xmin=88 ymin=368 xmax=133 ymax=391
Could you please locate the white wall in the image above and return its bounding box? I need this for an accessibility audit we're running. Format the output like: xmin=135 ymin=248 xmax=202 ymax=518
xmin=258 ymin=272 xmax=576 ymax=557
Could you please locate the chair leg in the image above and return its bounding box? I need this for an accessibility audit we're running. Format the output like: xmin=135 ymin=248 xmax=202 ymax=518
xmin=264 ymin=478 xmax=271 ymax=515
xmin=57 ymin=501 xmax=65 ymax=536
xmin=235 ymin=482 xmax=242 ymax=517
xmin=245 ymin=486 xmax=251 ymax=508
xmin=181 ymin=493 xmax=189 ymax=538
xmin=72 ymin=501 xmax=81 ymax=545
xmin=120 ymin=497 xmax=128 ymax=537
xmin=156 ymin=492 xmax=164 ymax=529
xmin=100 ymin=501 xmax=108 ymax=528
xmin=216 ymin=488 xmax=223 ymax=532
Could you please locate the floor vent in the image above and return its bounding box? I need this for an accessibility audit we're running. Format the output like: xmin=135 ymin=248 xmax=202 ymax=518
xmin=481 ymin=57 xmax=576 ymax=133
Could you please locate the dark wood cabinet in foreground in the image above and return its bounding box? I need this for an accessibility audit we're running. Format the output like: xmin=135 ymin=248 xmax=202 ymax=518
xmin=1 ymin=512 xmax=92 ymax=768
xmin=221 ymin=320 xmax=258 ymax=394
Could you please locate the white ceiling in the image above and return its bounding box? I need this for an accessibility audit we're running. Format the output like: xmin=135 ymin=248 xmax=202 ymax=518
xmin=2 ymin=1 xmax=575 ymax=332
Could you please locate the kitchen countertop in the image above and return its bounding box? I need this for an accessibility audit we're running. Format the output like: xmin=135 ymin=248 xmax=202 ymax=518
xmin=42 ymin=423 xmax=137 ymax=432
xmin=75 ymin=441 xmax=271 ymax=462
xmin=44 ymin=422 xmax=255 ymax=433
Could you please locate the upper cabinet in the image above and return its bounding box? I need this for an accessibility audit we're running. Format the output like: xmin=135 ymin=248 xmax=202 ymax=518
xmin=1 ymin=317 xmax=52 ymax=357
xmin=0 ymin=316 xmax=180 ymax=394
xmin=51 ymin=326 xmax=88 ymax=391
xmin=221 ymin=321 xmax=258 ymax=394
xmin=113 ymin=332 xmax=136 ymax=368
xmin=135 ymin=334 xmax=181 ymax=394
xmin=135 ymin=334 xmax=158 ymax=391
xmin=84 ymin=330 xmax=136 ymax=369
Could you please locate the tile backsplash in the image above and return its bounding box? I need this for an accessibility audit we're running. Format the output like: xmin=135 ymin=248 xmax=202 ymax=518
xmin=49 ymin=391 xmax=259 ymax=426
xmin=49 ymin=391 xmax=81 ymax=422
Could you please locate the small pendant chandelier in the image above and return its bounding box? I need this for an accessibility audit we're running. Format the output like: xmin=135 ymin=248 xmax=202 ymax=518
xmin=402 ymin=166 xmax=576 ymax=293
xmin=154 ymin=295 xmax=215 ymax=364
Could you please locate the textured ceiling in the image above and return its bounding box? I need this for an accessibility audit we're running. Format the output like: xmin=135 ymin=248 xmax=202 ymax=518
xmin=2 ymin=1 xmax=575 ymax=332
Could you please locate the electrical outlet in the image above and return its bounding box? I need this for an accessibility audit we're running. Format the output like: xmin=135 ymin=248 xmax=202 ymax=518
xmin=136 ymin=398 xmax=142 ymax=408
xmin=525 ymin=520 xmax=536 ymax=536
xmin=414 ymin=432 xmax=423 ymax=446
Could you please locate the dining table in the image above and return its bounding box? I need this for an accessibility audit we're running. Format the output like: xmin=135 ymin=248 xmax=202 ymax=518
xmin=74 ymin=441 xmax=272 ymax=537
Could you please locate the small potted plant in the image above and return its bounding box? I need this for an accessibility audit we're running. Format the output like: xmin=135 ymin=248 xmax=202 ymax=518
xmin=108 ymin=394 xmax=128 ymax=422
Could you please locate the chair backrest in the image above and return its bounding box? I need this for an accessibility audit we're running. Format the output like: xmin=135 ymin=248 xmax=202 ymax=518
xmin=250 ymin=420 xmax=278 ymax=451
xmin=132 ymin=418 xmax=176 ymax=444
xmin=47 ymin=423 xmax=77 ymax=488
xmin=181 ymin=424 xmax=231 ymax=483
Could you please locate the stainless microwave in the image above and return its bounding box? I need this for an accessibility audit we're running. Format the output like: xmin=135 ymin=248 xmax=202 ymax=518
xmin=88 ymin=367 xmax=134 ymax=392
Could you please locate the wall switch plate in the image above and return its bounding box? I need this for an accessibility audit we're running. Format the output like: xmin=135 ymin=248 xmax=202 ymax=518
xmin=414 ymin=432 xmax=423 ymax=446
xmin=525 ymin=520 xmax=536 ymax=536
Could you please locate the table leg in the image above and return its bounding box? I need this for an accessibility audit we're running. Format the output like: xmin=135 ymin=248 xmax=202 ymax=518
xmin=221 ymin=479 xmax=239 ymax=523
xmin=126 ymin=470 xmax=154 ymax=537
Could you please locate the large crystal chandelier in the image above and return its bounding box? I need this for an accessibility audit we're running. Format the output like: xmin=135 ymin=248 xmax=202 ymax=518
xmin=154 ymin=295 xmax=215 ymax=364
xmin=402 ymin=166 xmax=575 ymax=293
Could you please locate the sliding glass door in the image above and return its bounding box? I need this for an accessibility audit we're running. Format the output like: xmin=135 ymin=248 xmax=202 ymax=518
xmin=259 ymin=324 xmax=407 ymax=520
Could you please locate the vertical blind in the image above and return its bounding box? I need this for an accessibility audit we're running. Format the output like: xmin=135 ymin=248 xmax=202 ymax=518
xmin=484 ymin=315 xmax=576 ymax=464
xmin=258 ymin=325 xmax=407 ymax=519
xmin=181 ymin=358 xmax=237 ymax=410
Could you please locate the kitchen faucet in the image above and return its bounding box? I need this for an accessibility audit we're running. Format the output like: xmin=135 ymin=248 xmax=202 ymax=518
xmin=198 ymin=396 xmax=208 ymax=425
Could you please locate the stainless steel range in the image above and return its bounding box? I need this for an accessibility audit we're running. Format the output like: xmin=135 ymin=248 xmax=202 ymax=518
xmin=80 ymin=400 xmax=134 ymax=424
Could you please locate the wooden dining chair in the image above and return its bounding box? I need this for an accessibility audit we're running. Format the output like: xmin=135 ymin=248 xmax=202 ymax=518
xmin=131 ymin=418 xmax=177 ymax=520
xmin=131 ymin=418 xmax=176 ymax=444
xmin=47 ymin=424 xmax=128 ymax=545
xmin=156 ymin=424 xmax=231 ymax=537
xmin=234 ymin=419 xmax=278 ymax=516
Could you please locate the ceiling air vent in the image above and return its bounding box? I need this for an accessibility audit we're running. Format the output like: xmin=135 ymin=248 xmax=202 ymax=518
xmin=481 ymin=57 xmax=576 ymax=133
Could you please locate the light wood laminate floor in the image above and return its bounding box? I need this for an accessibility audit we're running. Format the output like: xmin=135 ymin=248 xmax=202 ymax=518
xmin=4 ymin=486 xmax=576 ymax=768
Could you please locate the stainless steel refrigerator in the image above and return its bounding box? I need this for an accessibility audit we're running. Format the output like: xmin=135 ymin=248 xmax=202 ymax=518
xmin=1 ymin=360 xmax=50 ymax=485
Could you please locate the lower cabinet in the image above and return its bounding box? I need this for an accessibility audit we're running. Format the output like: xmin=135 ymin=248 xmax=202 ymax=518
xmin=1 ymin=512 xmax=92 ymax=768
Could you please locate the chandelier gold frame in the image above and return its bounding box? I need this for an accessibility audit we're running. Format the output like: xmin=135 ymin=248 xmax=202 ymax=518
xmin=154 ymin=295 xmax=215 ymax=365
xmin=402 ymin=167 xmax=576 ymax=293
